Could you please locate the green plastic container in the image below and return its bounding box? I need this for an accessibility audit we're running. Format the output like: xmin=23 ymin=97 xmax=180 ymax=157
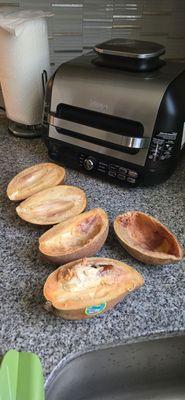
xmin=0 ymin=349 xmax=44 ymax=400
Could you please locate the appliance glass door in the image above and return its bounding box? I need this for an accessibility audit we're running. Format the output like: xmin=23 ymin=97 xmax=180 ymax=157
xmin=48 ymin=104 xmax=150 ymax=165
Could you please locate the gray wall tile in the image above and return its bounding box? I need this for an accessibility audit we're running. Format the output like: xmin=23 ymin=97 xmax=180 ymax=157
xmin=0 ymin=0 xmax=185 ymax=106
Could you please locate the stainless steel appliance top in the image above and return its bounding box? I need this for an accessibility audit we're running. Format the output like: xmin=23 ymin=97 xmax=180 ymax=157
xmin=94 ymin=38 xmax=165 ymax=59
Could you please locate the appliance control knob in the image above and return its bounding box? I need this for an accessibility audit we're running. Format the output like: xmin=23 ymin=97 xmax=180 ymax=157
xmin=83 ymin=157 xmax=96 ymax=171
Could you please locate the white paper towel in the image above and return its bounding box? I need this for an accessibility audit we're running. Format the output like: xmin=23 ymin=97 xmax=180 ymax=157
xmin=0 ymin=10 xmax=52 ymax=125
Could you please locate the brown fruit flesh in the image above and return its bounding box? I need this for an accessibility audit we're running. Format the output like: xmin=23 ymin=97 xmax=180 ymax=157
xmin=43 ymin=257 xmax=144 ymax=320
xmin=114 ymin=211 xmax=183 ymax=265
xmin=16 ymin=185 xmax=86 ymax=225
xmin=7 ymin=163 xmax=65 ymax=201
xmin=39 ymin=208 xmax=109 ymax=264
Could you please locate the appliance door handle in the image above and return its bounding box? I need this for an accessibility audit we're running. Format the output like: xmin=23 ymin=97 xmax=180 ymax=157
xmin=48 ymin=115 xmax=150 ymax=149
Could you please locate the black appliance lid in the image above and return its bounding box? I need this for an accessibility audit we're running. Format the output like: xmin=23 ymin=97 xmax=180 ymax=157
xmin=94 ymin=38 xmax=165 ymax=59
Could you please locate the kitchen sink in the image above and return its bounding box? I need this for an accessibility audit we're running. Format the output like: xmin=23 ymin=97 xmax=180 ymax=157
xmin=45 ymin=335 xmax=185 ymax=400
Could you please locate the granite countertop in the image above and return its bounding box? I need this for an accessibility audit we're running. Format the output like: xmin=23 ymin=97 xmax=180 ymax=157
xmin=0 ymin=118 xmax=185 ymax=378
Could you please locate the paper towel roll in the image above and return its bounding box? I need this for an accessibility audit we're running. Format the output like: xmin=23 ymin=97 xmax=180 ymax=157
xmin=0 ymin=13 xmax=51 ymax=125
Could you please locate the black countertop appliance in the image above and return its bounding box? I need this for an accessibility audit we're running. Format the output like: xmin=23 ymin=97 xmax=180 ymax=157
xmin=42 ymin=39 xmax=185 ymax=186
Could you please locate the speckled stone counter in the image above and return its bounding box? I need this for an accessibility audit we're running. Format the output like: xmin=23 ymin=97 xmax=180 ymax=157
xmin=0 ymin=117 xmax=184 ymax=378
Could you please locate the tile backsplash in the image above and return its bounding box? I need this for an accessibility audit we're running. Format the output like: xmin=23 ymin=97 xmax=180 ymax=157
xmin=0 ymin=0 xmax=185 ymax=106
xmin=0 ymin=0 xmax=185 ymax=69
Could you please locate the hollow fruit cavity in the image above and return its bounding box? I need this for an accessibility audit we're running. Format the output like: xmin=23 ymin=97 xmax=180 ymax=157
xmin=16 ymin=185 xmax=86 ymax=225
xmin=43 ymin=257 xmax=144 ymax=314
xmin=7 ymin=163 xmax=65 ymax=201
xmin=118 ymin=212 xmax=181 ymax=257
xmin=114 ymin=211 xmax=183 ymax=264
xmin=39 ymin=208 xmax=108 ymax=263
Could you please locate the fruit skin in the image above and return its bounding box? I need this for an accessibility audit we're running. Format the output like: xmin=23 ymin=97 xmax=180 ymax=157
xmin=43 ymin=257 xmax=144 ymax=320
xmin=45 ymin=294 xmax=125 ymax=320
xmin=15 ymin=185 xmax=87 ymax=225
xmin=114 ymin=211 xmax=183 ymax=265
xmin=7 ymin=163 xmax=65 ymax=201
xmin=39 ymin=208 xmax=109 ymax=264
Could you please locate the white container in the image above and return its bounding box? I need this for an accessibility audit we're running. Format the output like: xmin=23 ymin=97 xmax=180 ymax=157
xmin=0 ymin=10 xmax=52 ymax=125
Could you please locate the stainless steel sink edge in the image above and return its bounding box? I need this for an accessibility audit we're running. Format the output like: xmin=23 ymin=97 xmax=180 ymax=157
xmin=45 ymin=330 xmax=185 ymax=396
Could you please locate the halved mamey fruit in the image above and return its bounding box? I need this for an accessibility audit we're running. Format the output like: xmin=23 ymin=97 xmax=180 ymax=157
xmin=43 ymin=257 xmax=144 ymax=320
xmin=39 ymin=208 xmax=109 ymax=264
xmin=7 ymin=163 xmax=65 ymax=201
xmin=114 ymin=211 xmax=183 ymax=265
xmin=16 ymin=186 xmax=86 ymax=225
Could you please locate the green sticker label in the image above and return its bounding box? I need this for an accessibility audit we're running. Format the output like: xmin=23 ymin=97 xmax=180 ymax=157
xmin=85 ymin=303 xmax=107 ymax=316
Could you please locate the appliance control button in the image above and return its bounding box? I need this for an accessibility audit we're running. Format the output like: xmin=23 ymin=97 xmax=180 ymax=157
xmin=83 ymin=157 xmax=96 ymax=171
xmin=109 ymin=164 xmax=118 ymax=171
xmin=165 ymin=144 xmax=172 ymax=150
xmin=98 ymin=162 xmax=107 ymax=173
xmin=128 ymin=170 xmax=138 ymax=178
xmin=117 ymin=174 xmax=126 ymax=181
xmin=119 ymin=167 xmax=127 ymax=174
xmin=127 ymin=177 xmax=136 ymax=184
xmin=108 ymin=170 xmax=117 ymax=178
xmin=99 ymin=161 xmax=107 ymax=167
xmin=160 ymin=153 xmax=171 ymax=160
xmin=79 ymin=154 xmax=86 ymax=162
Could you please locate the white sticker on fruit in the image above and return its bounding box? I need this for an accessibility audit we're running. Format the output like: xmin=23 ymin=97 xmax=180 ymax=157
xmin=181 ymin=123 xmax=185 ymax=149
